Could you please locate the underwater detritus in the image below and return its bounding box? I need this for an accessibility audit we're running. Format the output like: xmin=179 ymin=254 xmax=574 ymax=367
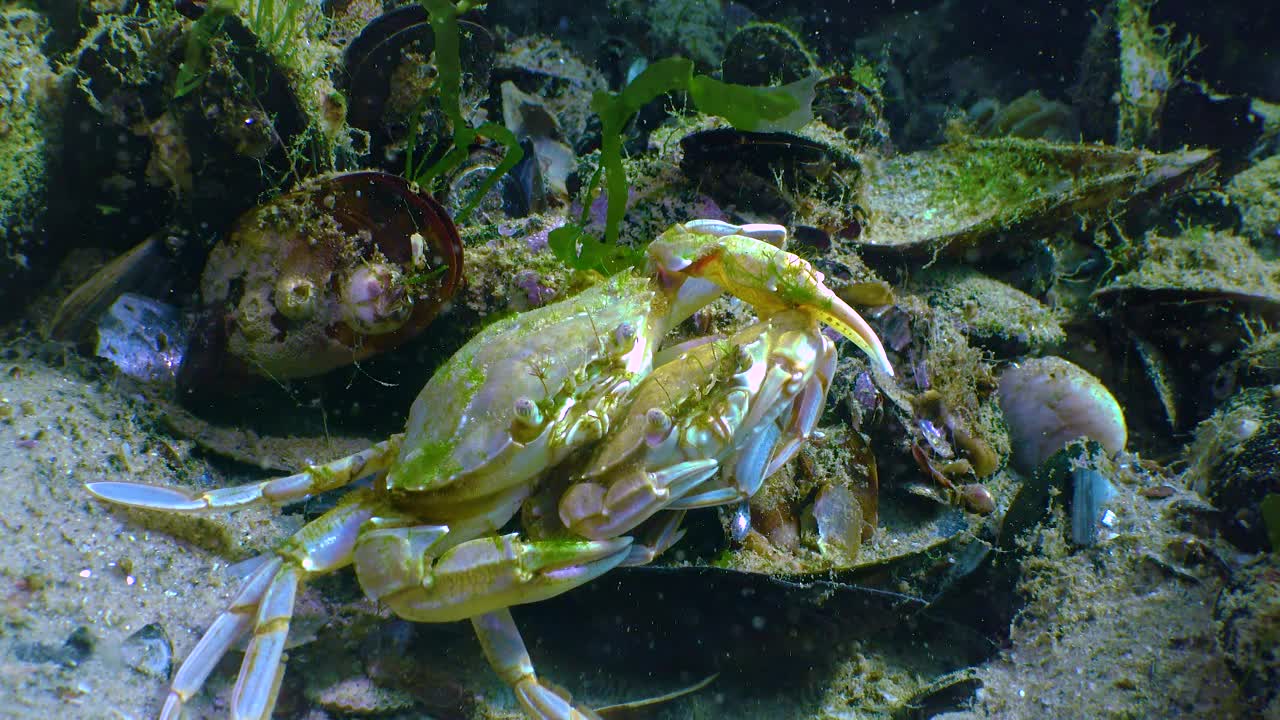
xmin=1215 ymin=553 xmax=1280 ymax=718
xmin=178 ymin=171 xmax=462 ymax=391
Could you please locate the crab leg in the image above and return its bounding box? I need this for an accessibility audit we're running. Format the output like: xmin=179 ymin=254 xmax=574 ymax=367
xmin=670 ymin=340 xmax=836 ymax=509
xmin=473 ymin=608 xmax=603 ymax=720
xmin=619 ymin=510 xmax=687 ymax=566
xmin=558 ymin=459 xmax=718 ymax=540
xmin=666 ymin=421 xmax=783 ymax=510
xmin=232 ymin=563 xmax=299 ymax=720
xmin=764 ymin=346 xmax=836 ymax=476
xmin=158 ymin=489 xmax=380 ymax=720
xmin=355 ymin=526 xmax=633 ymax=623
xmin=160 ymin=555 xmax=279 ymax=720
xmin=86 ymin=435 xmax=403 ymax=512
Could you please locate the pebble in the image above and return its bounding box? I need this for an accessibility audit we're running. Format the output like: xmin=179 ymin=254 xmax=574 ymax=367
xmin=121 ymin=623 xmax=172 ymax=678
xmin=998 ymin=356 xmax=1127 ymax=473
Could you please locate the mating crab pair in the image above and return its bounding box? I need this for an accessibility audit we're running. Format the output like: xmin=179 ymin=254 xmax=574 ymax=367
xmin=89 ymin=220 xmax=893 ymax=719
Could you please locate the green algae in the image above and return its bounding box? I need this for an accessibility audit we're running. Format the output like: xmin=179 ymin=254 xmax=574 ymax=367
xmin=408 ymin=0 xmax=524 ymax=222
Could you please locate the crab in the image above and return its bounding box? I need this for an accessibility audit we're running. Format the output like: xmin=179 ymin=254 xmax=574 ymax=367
xmin=87 ymin=220 xmax=894 ymax=720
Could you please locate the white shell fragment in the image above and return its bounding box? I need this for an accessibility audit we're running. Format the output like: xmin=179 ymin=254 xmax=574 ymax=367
xmin=1070 ymin=469 xmax=1118 ymax=546
xmin=810 ymin=483 xmax=864 ymax=566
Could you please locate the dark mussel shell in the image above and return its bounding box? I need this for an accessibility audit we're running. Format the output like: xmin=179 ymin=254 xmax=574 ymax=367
xmin=720 ymin=21 xmax=816 ymax=87
xmin=343 ymin=6 xmax=493 ymax=161
xmin=178 ymin=171 xmax=462 ymax=395
xmin=344 ymin=4 xmax=435 ymax=133
xmin=679 ymin=127 xmax=860 ymax=224
xmin=1092 ymin=229 xmax=1280 ymax=432
xmin=1186 ymin=387 xmax=1280 ymax=552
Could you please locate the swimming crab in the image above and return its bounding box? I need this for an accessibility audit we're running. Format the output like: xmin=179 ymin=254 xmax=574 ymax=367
xmin=87 ymin=220 xmax=894 ymax=719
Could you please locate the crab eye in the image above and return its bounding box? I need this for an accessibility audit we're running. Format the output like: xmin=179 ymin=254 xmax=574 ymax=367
xmin=513 ymin=397 xmax=543 ymax=427
xmin=644 ymin=408 xmax=672 ymax=447
xmin=609 ymin=322 xmax=637 ymax=354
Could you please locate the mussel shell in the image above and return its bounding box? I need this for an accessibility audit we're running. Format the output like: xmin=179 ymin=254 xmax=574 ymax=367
xmin=179 ymin=171 xmax=462 ymax=391
xmin=344 ymin=5 xmax=435 ymax=133
xmin=721 ymin=22 xmax=816 ymax=87
xmin=1186 ymin=387 xmax=1280 ymax=552
xmin=853 ymin=137 xmax=1217 ymax=265
xmin=343 ymin=7 xmax=493 ymax=160
xmin=1215 ymin=554 xmax=1280 ymax=716
xmin=1093 ymin=231 xmax=1280 ymax=429
xmin=678 ymin=126 xmax=860 ymax=223
xmin=919 ymin=266 xmax=1065 ymax=358
xmin=492 ymin=35 xmax=607 ymax=153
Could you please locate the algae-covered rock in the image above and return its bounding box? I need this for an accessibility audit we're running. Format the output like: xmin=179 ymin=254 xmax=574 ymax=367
xmin=923 ymin=267 xmax=1065 ymax=357
xmin=1227 ymin=154 xmax=1280 ymax=256
xmin=0 ymin=9 xmax=59 ymax=320
xmin=1186 ymin=387 xmax=1280 ymax=551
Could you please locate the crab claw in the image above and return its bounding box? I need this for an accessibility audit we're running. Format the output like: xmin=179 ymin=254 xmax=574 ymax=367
xmin=650 ymin=222 xmax=895 ymax=376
